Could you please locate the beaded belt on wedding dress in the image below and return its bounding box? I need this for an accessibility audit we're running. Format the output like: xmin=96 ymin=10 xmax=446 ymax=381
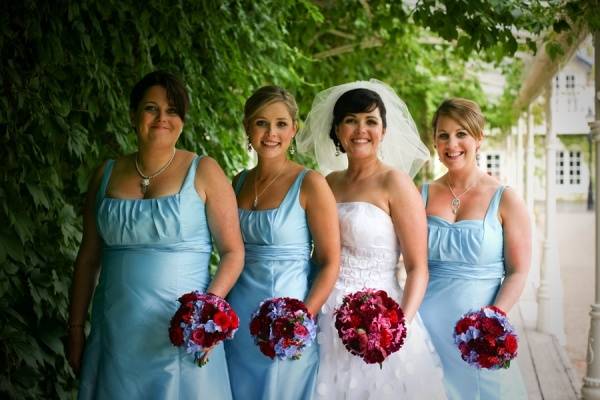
xmin=336 ymin=245 xmax=399 ymax=289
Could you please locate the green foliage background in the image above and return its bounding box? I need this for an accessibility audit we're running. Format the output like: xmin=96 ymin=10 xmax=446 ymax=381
xmin=1 ymin=0 xmax=594 ymax=398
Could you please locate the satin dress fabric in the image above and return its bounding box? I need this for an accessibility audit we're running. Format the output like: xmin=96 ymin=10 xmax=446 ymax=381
xmin=419 ymin=184 xmax=527 ymax=400
xmin=315 ymin=202 xmax=447 ymax=400
xmin=78 ymin=156 xmax=233 ymax=400
xmin=225 ymin=169 xmax=319 ymax=400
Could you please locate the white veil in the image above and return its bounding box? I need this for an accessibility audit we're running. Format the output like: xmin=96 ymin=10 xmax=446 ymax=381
xmin=296 ymin=79 xmax=430 ymax=177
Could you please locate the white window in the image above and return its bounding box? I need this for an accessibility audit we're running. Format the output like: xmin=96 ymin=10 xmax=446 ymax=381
xmin=569 ymin=151 xmax=582 ymax=185
xmin=565 ymin=75 xmax=575 ymax=89
xmin=556 ymin=151 xmax=565 ymax=185
xmin=555 ymin=75 xmax=560 ymax=89
xmin=556 ymin=150 xmax=583 ymax=186
xmin=485 ymin=153 xmax=501 ymax=178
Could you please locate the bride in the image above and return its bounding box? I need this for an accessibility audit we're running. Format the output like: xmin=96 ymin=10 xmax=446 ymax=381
xmin=297 ymin=80 xmax=447 ymax=399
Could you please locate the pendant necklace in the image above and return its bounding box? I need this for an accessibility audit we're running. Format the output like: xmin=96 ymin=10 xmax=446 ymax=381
xmin=135 ymin=149 xmax=177 ymax=194
xmin=446 ymin=174 xmax=481 ymax=215
xmin=252 ymin=163 xmax=287 ymax=210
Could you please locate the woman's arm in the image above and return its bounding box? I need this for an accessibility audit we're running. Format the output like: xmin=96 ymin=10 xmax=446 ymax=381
xmin=493 ymin=187 xmax=531 ymax=313
xmin=388 ymin=170 xmax=429 ymax=323
xmin=196 ymin=157 xmax=245 ymax=298
xmin=67 ymin=163 xmax=105 ymax=375
xmin=301 ymin=171 xmax=340 ymax=317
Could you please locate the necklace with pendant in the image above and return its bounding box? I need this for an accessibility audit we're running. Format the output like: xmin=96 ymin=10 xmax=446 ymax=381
xmin=252 ymin=163 xmax=287 ymax=210
xmin=135 ymin=149 xmax=177 ymax=194
xmin=446 ymin=174 xmax=481 ymax=215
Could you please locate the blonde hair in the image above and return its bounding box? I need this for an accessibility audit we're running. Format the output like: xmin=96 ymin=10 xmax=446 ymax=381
xmin=243 ymin=86 xmax=298 ymax=131
xmin=431 ymin=98 xmax=485 ymax=140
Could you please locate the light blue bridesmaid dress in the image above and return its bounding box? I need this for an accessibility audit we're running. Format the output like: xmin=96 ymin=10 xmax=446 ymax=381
xmin=78 ymin=155 xmax=233 ymax=400
xmin=419 ymin=184 xmax=527 ymax=400
xmin=225 ymin=169 xmax=319 ymax=400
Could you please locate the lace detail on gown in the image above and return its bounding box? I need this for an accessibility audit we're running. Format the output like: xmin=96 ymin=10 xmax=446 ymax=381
xmin=316 ymin=202 xmax=447 ymax=400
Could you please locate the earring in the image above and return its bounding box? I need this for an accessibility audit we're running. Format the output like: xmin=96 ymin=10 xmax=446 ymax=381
xmin=335 ymin=142 xmax=341 ymax=156
xmin=247 ymin=137 xmax=253 ymax=151
xmin=378 ymin=146 xmax=384 ymax=160
xmin=476 ymin=150 xmax=481 ymax=166
xmin=289 ymin=138 xmax=296 ymax=155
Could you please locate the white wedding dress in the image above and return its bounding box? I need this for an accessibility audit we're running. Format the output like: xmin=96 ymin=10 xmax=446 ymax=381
xmin=315 ymin=202 xmax=447 ymax=400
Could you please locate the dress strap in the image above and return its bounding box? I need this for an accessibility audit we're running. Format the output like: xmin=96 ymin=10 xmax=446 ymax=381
xmin=420 ymin=183 xmax=430 ymax=206
xmin=233 ymin=170 xmax=249 ymax=195
xmin=483 ymin=185 xmax=506 ymax=225
xmin=281 ymin=169 xmax=309 ymax=209
xmin=95 ymin=159 xmax=114 ymax=211
xmin=180 ymin=155 xmax=202 ymax=193
xmin=97 ymin=160 xmax=115 ymax=199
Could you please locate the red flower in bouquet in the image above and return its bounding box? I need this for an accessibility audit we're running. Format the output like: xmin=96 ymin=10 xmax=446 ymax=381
xmin=249 ymin=297 xmax=317 ymax=360
xmin=453 ymin=305 xmax=518 ymax=369
xmin=169 ymin=291 xmax=239 ymax=367
xmin=334 ymin=288 xmax=407 ymax=367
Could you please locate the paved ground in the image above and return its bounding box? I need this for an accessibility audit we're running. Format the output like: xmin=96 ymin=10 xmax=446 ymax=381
xmin=555 ymin=204 xmax=595 ymax=380
xmin=532 ymin=202 xmax=595 ymax=381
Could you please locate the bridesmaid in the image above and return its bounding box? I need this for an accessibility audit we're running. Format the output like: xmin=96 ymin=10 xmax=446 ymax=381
xmin=225 ymin=86 xmax=340 ymax=400
xmin=419 ymin=98 xmax=530 ymax=399
xmin=67 ymin=71 xmax=244 ymax=399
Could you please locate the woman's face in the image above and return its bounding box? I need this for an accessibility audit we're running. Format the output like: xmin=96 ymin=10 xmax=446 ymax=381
xmin=434 ymin=115 xmax=481 ymax=171
xmin=247 ymin=101 xmax=296 ymax=159
xmin=335 ymin=107 xmax=385 ymax=160
xmin=131 ymin=85 xmax=183 ymax=149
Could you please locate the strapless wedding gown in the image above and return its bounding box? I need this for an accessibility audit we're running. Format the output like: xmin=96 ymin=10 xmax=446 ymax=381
xmin=315 ymin=202 xmax=447 ymax=399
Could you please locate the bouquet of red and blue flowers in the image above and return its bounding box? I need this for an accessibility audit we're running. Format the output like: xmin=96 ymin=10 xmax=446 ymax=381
xmin=453 ymin=305 xmax=518 ymax=369
xmin=169 ymin=291 xmax=239 ymax=367
xmin=249 ymin=297 xmax=316 ymax=360
xmin=334 ymin=288 xmax=407 ymax=366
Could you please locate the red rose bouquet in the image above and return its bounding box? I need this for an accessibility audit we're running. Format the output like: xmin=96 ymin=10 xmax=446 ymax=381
xmin=334 ymin=288 xmax=407 ymax=367
xmin=169 ymin=291 xmax=239 ymax=367
xmin=249 ymin=297 xmax=316 ymax=360
xmin=453 ymin=305 xmax=518 ymax=369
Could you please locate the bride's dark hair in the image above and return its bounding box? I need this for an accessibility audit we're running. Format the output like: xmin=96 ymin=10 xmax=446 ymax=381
xmin=329 ymin=88 xmax=387 ymax=153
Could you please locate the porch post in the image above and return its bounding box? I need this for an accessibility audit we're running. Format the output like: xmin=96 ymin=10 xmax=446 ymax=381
xmin=581 ymin=30 xmax=600 ymax=400
xmin=525 ymin=105 xmax=536 ymax=218
xmin=536 ymin=83 xmax=566 ymax=344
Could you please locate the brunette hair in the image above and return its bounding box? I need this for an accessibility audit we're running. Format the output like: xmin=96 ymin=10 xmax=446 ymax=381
xmin=329 ymin=88 xmax=386 ymax=153
xmin=129 ymin=70 xmax=189 ymax=121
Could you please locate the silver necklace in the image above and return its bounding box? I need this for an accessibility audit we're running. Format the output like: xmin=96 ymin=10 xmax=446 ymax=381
xmin=446 ymin=174 xmax=481 ymax=215
xmin=135 ymin=149 xmax=176 ymax=194
xmin=252 ymin=163 xmax=287 ymax=210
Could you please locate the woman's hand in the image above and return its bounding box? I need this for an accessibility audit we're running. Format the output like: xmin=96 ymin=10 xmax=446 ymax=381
xmin=67 ymin=327 xmax=85 ymax=376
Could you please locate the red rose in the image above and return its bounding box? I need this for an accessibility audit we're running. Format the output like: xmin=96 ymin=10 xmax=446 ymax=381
xmin=250 ymin=317 xmax=262 ymax=336
xmin=481 ymin=317 xmax=504 ymax=336
xmin=179 ymin=291 xmax=198 ymax=304
xmin=294 ymin=323 xmax=309 ymax=338
xmin=479 ymin=355 xmax=501 ymax=369
xmin=387 ymin=310 xmax=399 ymax=325
xmin=273 ymin=318 xmax=294 ymax=338
xmin=350 ymin=314 xmax=362 ymax=328
xmin=201 ymin=303 xmax=216 ymax=321
xmin=379 ymin=329 xmax=392 ymax=348
xmin=259 ymin=341 xmax=276 ymax=359
xmin=504 ymin=334 xmax=518 ymax=354
xmin=228 ymin=310 xmax=239 ymax=329
xmin=455 ymin=318 xmax=472 ymax=334
xmin=214 ymin=311 xmax=231 ymax=330
xmin=169 ymin=326 xmax=184 ymax=346
xmin=191 ymin=328 xmax=205 ymax=345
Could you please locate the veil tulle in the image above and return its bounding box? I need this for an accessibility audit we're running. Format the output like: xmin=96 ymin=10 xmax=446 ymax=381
xmin=296 ymin=79 xmax=430 ymax=177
